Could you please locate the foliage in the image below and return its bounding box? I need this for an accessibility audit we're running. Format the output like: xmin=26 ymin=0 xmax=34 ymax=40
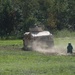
xmin=0 ymin=0 xmax=23 ymax=38
xmin=0 ymin=0 xmax=75 ymax=39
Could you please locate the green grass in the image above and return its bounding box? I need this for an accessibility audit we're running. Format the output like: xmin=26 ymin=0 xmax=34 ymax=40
xmin=54 ymin=37 xmax=75 ymax=46
xmin=0 ymin=39 xmax=75 ymax=75
xmin=0 ymin=40 xmax=22 ymax=46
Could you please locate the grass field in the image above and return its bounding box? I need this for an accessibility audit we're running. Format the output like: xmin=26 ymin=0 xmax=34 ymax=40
xmin=0 ymin=38 xmax=75 ymax=75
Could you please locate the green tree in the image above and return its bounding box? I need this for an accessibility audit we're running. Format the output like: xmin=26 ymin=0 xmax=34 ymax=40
xmin=66 ymin=0 xmax=75 ymax=30
xmin=20 ymin=0 xmax=39 ymax=32
xmin=0 ymin=0 xmax=23 ymax=38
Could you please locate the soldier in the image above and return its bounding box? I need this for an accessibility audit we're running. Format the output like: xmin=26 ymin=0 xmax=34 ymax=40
xmin=67 ymin=43 xmax=73 ymax=54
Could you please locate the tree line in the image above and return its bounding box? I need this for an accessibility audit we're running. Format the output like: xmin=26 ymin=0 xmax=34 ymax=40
xmin=0 ymin=0 xmax=75 ymax=39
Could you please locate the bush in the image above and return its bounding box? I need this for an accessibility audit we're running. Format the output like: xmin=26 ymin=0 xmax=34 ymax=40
xmin=53 ymin=29 xmax=75 ymax=38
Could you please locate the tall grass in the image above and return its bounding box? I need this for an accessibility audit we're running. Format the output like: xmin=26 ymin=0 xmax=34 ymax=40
xmin=53 ymin=29 xmax=75 ymax=38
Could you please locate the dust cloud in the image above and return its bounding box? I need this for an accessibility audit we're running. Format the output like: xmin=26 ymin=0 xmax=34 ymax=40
xmin=31 ymin=41 xmax=68 ymax=55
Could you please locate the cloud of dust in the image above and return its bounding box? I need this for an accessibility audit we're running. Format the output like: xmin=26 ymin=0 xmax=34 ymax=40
xmin=31 ymin=41 xmax=67 ymax=55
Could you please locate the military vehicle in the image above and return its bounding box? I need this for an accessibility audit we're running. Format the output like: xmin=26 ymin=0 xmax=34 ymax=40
xmin=23 ymin=26 xmax=54 ymax=50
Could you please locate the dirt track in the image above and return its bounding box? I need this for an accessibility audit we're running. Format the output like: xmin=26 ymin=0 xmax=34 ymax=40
xmin=0 ymin=45 xmax=75 ymax=55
